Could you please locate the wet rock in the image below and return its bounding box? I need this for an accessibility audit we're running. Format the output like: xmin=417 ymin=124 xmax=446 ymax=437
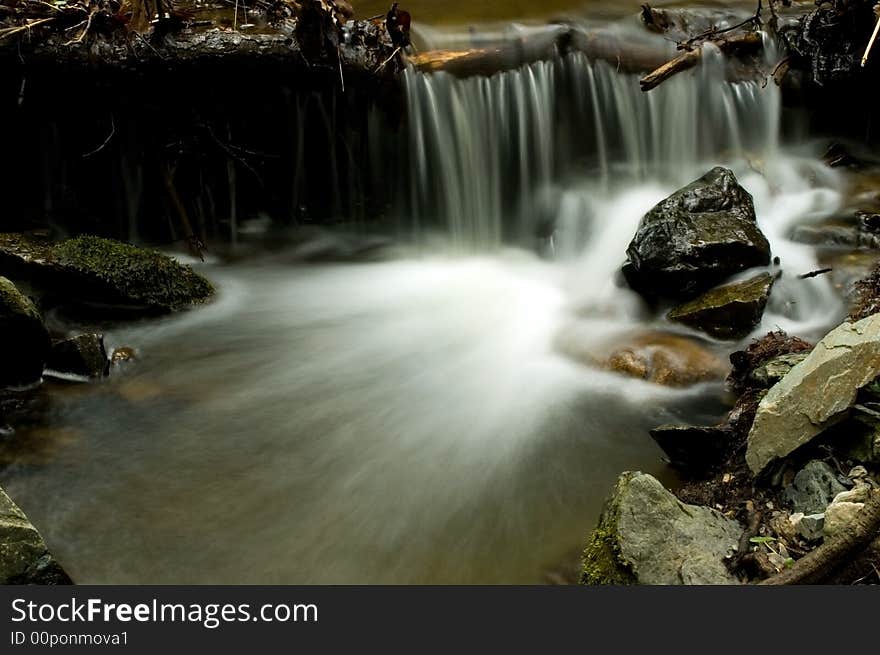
xmin=604 ymin=332 xmax=728 ymax=388
xmin=746 ymin=313 xmax=880 ymax=474
xmin=649 ymin=425 xmax=732 ymax=473
xmin=1 ymin=485 xmax=71 ymax=584
xmin=0 ymin=276 xmax=50 ymax=387
xmin=783 ymin=460 xmax=846 ymax=515
xmin=581 ymin=472 xmax=741 ymax=585
xmin=110 ymin=346 xmax=138 ymax=367
xmin=667 ymin=273 xmax=774 ymax=340
xmin=727 ymin=330 xmax=813 ymax=395
xmin=785 ymin=0 xmax=877 ymax=88
xmin=791 ymin=513 xmax=825 ymax=542
xmin=623 ymin=167 xmax=770 ymax=300
xmin=0 ymin=233 xmax=214 ymax=314
xmin=790 ymin=224 xmax=880 ymax=249
xmin=47 ymin=334 xmax=109 ymax=379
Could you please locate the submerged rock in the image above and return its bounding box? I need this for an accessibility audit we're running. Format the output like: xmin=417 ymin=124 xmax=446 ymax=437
xmin=604 ymin=332 xmax=727 ymax=387
xmin=47 ymin=334 xmax=109 ymax=379
xmin=0 ymin=233 xmax=214 ymax=314
xmin=790 ymin=224 xmax=880 ymax=250
xmin=667 ymin=273 xmax=774 ymax=340
xmin=623 ymin=167 xmax=771 ymax=300
xmin=746 ymin=313 xmax=880 ymax=474
xmin=0 ymin=485 xmax=71 ymax=584
xmin=783 ymin=460 xmax=847 ymax=516
xmin=0 ymin=276 xmax=50 ymax=387
xmin=581 ymin=472 xmax=741 ymax=585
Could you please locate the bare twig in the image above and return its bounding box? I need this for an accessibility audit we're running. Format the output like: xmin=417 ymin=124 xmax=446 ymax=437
xmin=862 ymin=15 xmax=880 ymax=67
xmin=82 ymin=116 xmax=116 ymax=158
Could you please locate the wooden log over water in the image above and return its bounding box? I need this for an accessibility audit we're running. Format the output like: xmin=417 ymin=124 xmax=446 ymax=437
xmin=409 ymin=27 xmax=674 ymax=78
xmin=408 ymin=26 xmax=766 ymax=84
xmin=639 ymin=31 xmax=764 ymax=91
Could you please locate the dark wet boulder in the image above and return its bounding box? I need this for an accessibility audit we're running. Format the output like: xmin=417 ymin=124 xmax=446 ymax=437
xmin=1 ymin=485 xmax=71 ymax=584
xmin=0 ymin=233 xmax=214 ymax=315
xmin=649 ymin=425 xmax=733 ymax=474
xmin=47 ymin=334 xmax=109 ymax=379
xmin=623 ymin=167 xmax=771 ymax=299
xmin=667 ymin=273 xmax=775 ymax=340
xmin=0 ymin=276 xmax=50 ymax=387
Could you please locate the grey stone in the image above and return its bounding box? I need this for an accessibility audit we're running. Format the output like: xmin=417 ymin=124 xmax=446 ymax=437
xmin=0 ymin=485 xmax=71 ymax=584
xmin=783 ymin=460 xmax=847 ymax=515
xmin=746 ymin=313 xmax=880 ymax=473
xmin=581 ymin=472 xmax=742 ymax=585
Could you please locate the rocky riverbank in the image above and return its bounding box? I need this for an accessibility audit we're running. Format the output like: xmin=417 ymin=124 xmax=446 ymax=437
xmin=579 ymin=165 xmax=880 ymax=586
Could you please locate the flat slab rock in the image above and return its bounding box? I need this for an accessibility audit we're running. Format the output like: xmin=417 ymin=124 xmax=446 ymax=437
xmin=667 ymin=273 xmax=774 ymax=340
xmin=747 ymin=313 xmax=880 ymax=474
xmin=0 ymin=485 xmax=71 ymax=584
xmin=581 ymin=472 xmax=742 ymax=585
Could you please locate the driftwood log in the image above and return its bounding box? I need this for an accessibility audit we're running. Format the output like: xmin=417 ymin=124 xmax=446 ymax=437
xmin=761 ymin=490 xmax=880 ymax=585
xmin=639 ymin=31 xmax=764 ymax=91
xmin=410 ymin=25 xmax=765 ymax=82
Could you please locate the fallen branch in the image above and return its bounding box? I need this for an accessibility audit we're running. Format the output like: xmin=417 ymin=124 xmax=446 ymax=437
xmin=798 ymin=268 xmax=832 ymax=280
xmin=761 ymin=490 xmax=880 ymax=585
xmin=640 ymin=31 xmax=763 ymax=92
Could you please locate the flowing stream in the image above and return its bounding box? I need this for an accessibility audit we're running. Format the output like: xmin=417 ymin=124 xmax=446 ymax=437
xmin=0 ymin=11 xmax=850 ymax=583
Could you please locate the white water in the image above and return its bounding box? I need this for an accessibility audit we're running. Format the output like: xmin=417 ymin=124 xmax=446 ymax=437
xmin=0 ymin=27 xmax=849 ymax=584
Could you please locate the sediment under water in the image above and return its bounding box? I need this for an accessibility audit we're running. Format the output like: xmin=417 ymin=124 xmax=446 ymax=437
xmin=0 ymin=13 xmax=850 ymax=583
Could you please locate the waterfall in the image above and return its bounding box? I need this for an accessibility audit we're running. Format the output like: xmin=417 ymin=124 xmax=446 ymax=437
xmin=404 ymin=43 xmax=782 ymax=249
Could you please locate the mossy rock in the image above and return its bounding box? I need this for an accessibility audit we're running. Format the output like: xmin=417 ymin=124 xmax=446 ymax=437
xmin=581 ymin=472 xmax=741 ymax=585
xmin=667 ymin=273 xmax=775 ymax=340
xmin=0 ymin=233 xmax=214 ymax=315
xmin=0 ymin=276 xmax=50 ymax=386
xmin=581 ymin=473 xmax=638 ymax=585
xmin=0 ymin=484 xmax=71 ymax=584
xmin=52 ymin=236 xmax=214 ymax=312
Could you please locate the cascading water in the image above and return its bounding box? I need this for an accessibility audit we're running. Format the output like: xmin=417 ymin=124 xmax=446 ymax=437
xmin=0 ymin=19 xmax=850 ymax=584
xmin=404 ymin=39 xmax=782 ymax=249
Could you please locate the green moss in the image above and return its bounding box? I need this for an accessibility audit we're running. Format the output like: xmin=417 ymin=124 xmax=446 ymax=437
xmin=52 ymin=236 xmax=214 ymax=311
xmin=580 ymin=473 xmax=637 ymax=586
